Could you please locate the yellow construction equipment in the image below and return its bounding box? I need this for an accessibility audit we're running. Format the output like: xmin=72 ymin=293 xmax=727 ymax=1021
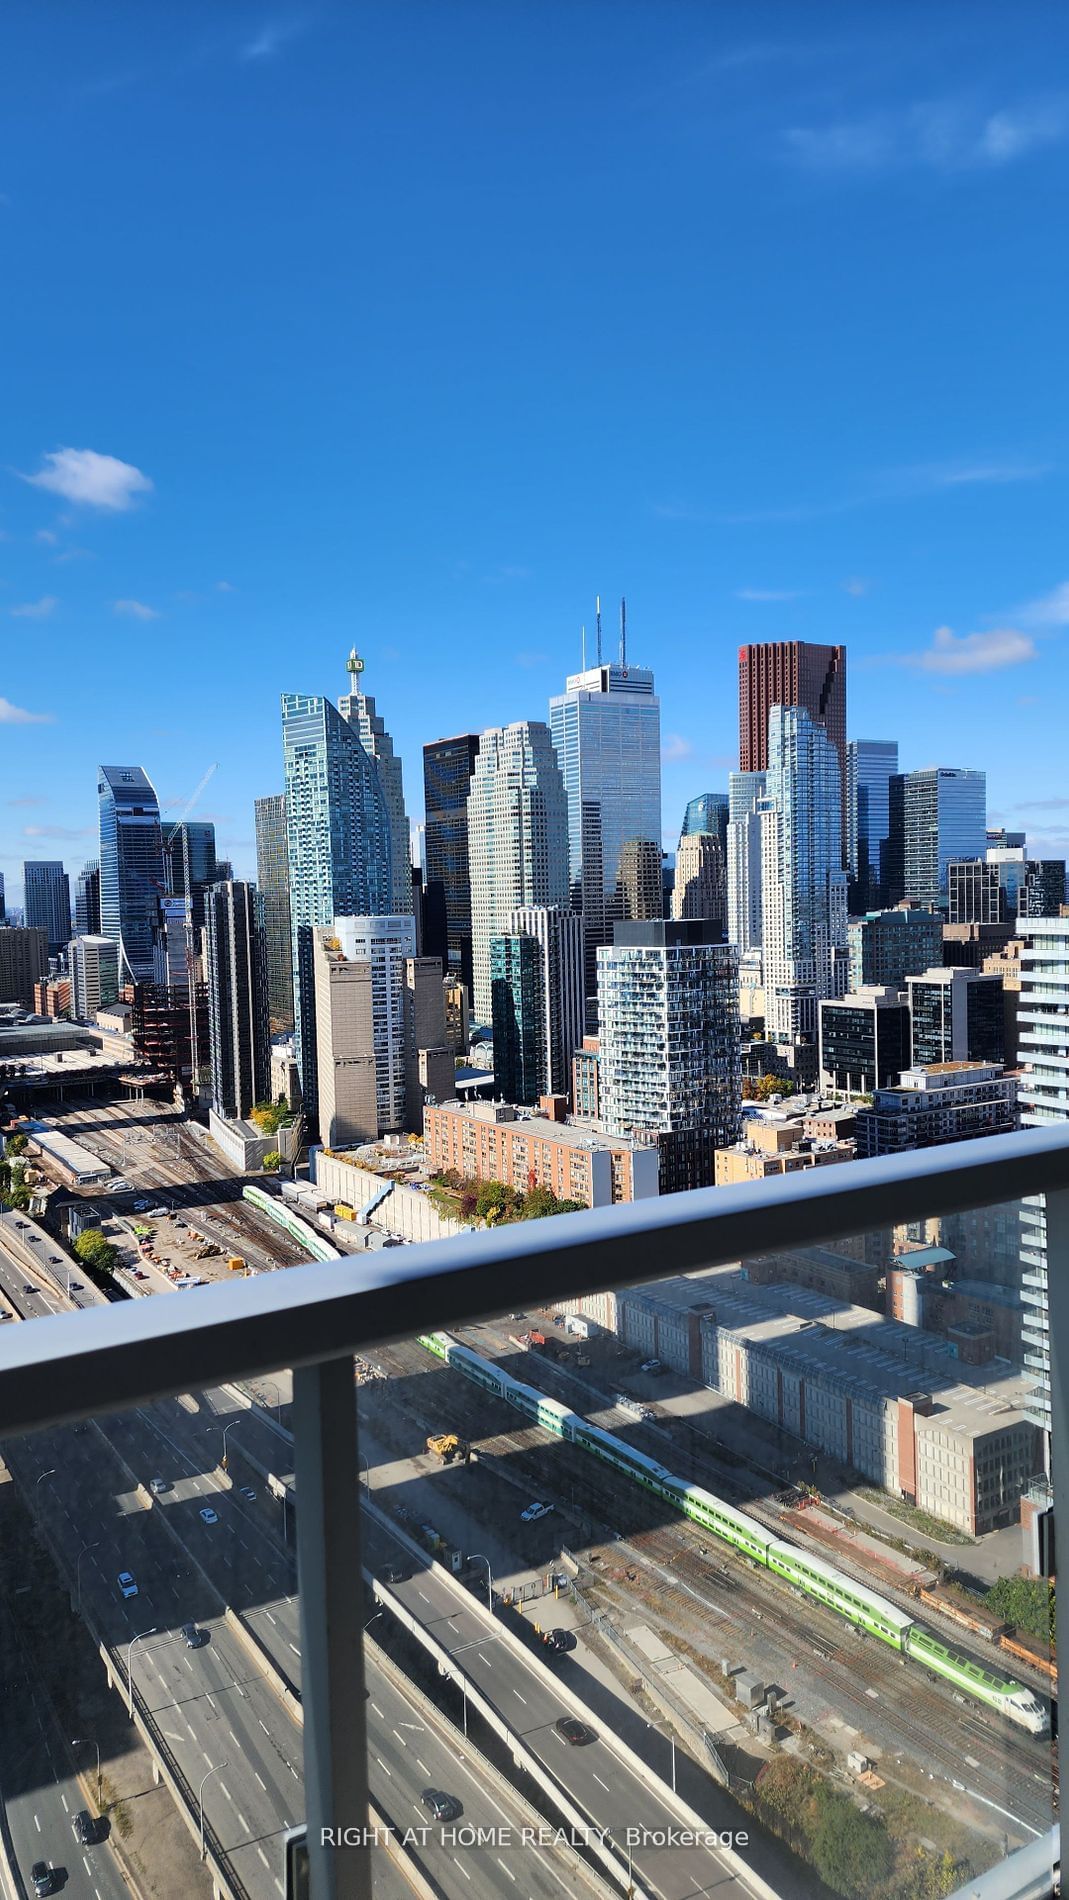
xmin=227 ymin=1256 xmax=247 ymax=1274
xmin=425 ymin=1433 xmax=470 ymax=1465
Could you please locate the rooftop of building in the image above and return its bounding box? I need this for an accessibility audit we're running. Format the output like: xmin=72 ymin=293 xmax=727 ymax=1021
xmin=426 ymin=1097 xmax=652 ymax=1153
xmin=629 ymin=1263 xmax=1035 ymax=1434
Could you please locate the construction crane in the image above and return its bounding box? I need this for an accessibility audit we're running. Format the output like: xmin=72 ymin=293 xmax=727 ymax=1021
xmin=163 ymin=762 xmax=219 ymax=850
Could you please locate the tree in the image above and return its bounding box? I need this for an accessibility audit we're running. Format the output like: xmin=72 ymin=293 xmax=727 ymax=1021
xmin=988 ymin=1575 xmax=1056 ymax=1646
xmin=5 ymin=1131 xmax=28 ymax=1155
xmin=0 ymin=1160 xmax=31 ymax=1211
xmin=74 ymin=1229 xmax=117 ymax=1277
xmin=261 ymin=1150 xmax=281 ymax=1172
xmin=811 ymin=1799 xmax=892 ymax=1897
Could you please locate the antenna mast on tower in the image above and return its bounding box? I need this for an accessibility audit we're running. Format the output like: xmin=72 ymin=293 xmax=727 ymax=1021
xmin=620 ymin=596 xmax=627 ymax=668
xmin=595 ymin=595 xmax=603 ymax=666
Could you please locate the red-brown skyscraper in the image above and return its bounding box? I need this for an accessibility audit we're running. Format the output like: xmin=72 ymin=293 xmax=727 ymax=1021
xmin=738 ymin=640 xmax=847 ymax=848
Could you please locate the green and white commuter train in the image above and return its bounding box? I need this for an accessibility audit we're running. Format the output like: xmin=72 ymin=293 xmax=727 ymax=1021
xmin=418 ymin=1330 xmax=1049 ymax=1736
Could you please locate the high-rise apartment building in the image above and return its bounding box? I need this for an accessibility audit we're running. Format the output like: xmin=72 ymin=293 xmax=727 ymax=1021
xmin=549 ymin=646 xmax=661 ymax=1026
xmin=1017 ymin=917 xmax=1069 ymax=1430
xmin=23 ymin=860 xmax=71 ymax=955
xmin=203 ymin=882 xmax=270 ymax=1123
xmin=597 ymin=920 xmax=741 ymax=1193
xmin=907 ymin=966 xmax=1004 ymax=1066
xmin=74 ymin=861 xmax=101 ymax=936
xmin=331 ymin=915 xmax=417 ymax=1133
xmin=0 ymin=871 xmax=5 ymax=922
xmin=847 ymin=739 xmax=898 ymax=910
xmin=311 ymin=928 xmax=377 ymax=1148
xmin=491 ymin=905 xmax=584 ymax=1104
xmin=848 ymin=906 xmax=945 ymax=990
xmin=254 ymin=793 xmax=294 ymax=1032
xmin=1020 ymin=860 xmax=1067 ymax=918
xmin=899 ymin=767 xmax=987 ymax=908
xmin=671 ymin=832 xmax=726 ymax=925
xmin=619 ymin=838 xmax=664 ymax=922
xmin=281 ymin=693 xmax=392 ymax=1112
xmin=726 ymin=770 xmax=767 ymax=960
xmin=402 ymin=957 xmax=454 ymax=1122
xmin=467 ymin=722 xmax=569 ymax=1025
xmin=948 ymin=860 xmax=1002 ymax=925
xmin=70 ymin=935 xmax=120 ymax=1020
xmin=819 ymin=986 xmax=912 ymax=1094
xmin=855 ymin=1063 xmax=1016 ymax=1158
xmin=97 ymin=766 xmax=166 ymax=983
xmin=0 ymin=928 xmax=49 ymax=1007
xmin=338 ymin=648 xmax=413 ymax=916
xmin=423 ymin=733 xmax=480 ymax=996
xmin=760 ymin=707 xmax=848 ymax=1043
xmin=738 ymin=641 xmax=847 ymax=847
xmin=164 ymin=821 xmax=217 ymax=932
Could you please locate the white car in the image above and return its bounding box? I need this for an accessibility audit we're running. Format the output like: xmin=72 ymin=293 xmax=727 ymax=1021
xmin=117 ymin=1571 xmax=139 ymax=1599
xmin=520 ymin=1502 xmax=551 ymax=1522
xmin=199 ymin=1506 xmax=219 ymax=1525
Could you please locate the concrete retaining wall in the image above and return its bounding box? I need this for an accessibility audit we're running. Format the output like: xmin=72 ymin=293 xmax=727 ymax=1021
xmin=314 ymin=1151 xmax=466 ymax=1243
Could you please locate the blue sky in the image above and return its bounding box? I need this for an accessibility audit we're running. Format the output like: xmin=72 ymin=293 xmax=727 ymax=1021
xmin=1 ymin=1 xmax=1067 ymax=907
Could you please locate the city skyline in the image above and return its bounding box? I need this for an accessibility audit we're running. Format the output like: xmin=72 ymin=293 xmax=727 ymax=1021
xmin=2 ymin=4 xmax=1067 ymax=901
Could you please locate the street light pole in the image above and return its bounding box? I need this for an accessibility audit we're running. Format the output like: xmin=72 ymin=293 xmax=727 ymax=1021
xmin=35 ymin=1467 xmax=56 ymax=1497
xmin=221 ymin=1420 xmax=239 ymax=1471
xmin=358 ymin=1451 xmax=370 ymax=1490
xmin=75 ymin=1540 xmax=100 ymax=1614
xmin=71 ymin=1737 xmax=101 ymax=1810
xmin=125 ymin=1627 xmax=158 ymax=1718
xmin=198 ymin=1760 xmax=229 ymax=1861
xmin=468 ymin=1552 xmax=494 ymax=1612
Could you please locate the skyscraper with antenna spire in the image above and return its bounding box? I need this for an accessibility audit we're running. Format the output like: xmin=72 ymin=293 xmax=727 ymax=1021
xmin=337 ymin=646 xmax=413 ymax=915
xmin=549 ymin=597 xmax=661 ymax=1030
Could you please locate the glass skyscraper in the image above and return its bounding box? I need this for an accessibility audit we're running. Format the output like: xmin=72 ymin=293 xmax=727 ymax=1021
xmin=74 ymin=860 xmax=101 ymax=936
xmin=549 ymin=657 xmax=661 ymax=1028
xmin=467 ymin=722 xmax=569 ymax=1026
xmin=847 ymin=739 xmax=898 ymax=911
xmin=901 ymin=767 xmax=987 ymax=908
xmin=97 ymin=765 xmax=166 ymax=983
xmin=164 ymin=820 xmax=217 ymax=932
xmin=761 ymin=707 xmax=848 ymax=1042
xmin=337 ymin=648 xmax=413 ymax=916
xmin=282 ymin=693 xmax=393 ymax=1112
xmin=680 ymin=791 xmax=729 ymax=851
xmin=203 ymin=881 xmax=270 ymax=1122
xmin=255 ymin=793 xmax=294 ymax=1032
xmin=23 ymin=860 xmax=72 ymax=955
xmin=423 ymin=732 xmax=481 ymax=996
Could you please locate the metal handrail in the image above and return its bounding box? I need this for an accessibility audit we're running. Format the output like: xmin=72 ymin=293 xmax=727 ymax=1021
xmin=1 ymin=1124 xmax=1067 ymax=1436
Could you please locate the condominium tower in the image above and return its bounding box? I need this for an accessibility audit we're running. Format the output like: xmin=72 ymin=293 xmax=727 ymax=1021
xmin=23 ymin=860 xmax=71 ymax=955
xmin=467 ymin=722 xmax=569 ymax=1025
xmin=847 ymin=739 xmax=898 ymax=911
xmin=760 ymin=707 xmax=848 ymax=1042
xmin=738 ymin=641 xmax=847 ymax=848
xmin=254 ymin=793 xmax=294 ymax=1032
xmin=423 ymin=733 xmax=481 ymax=996
xmin=97 ymin=765 xmax=166 ymax=983
xmin=338 ymin=648 xmax=413 ymax=916
xmin=203 ymin=882 xmax=270 ymax=1123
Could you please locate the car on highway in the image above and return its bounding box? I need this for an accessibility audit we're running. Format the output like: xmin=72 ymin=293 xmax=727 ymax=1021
xmin=379 ymin=1564 xmax=411 ymax=1585
xmin=69 ymin=1280 xmax=84 ymax=1292
xmin=521 ymin=1501 xmax=552 ymax=1522
xmin=149 ymin=1477 xmax=170 ymax=1495
xmin=72 ymin=1810 xmax=96 ymax=1846
xmin=22 ymin=1283 xmax=36 ymax=1295
xmin=420 ymin=1790 xmax=462 ymax=1822
xmin=544 ymin=1628 xmax=577 ymax=1654
xmin=133 ymin=1201 xmax=151 ymax=1212
xmin=555 ymin=1717 xmax=595 ymax=1745
xmin=117 ymin=1571 xmax=138 ymax=1599
xmin=30 ymin=1861 xmax=57 ymax=1897
xmin=198 ymin=1506 xmax=219 ymax=1525
xmin=181 ymin=1622 xmax=208 ymax=1648
xmin=639 ymin=1358 xmax=662 ymax=1373
xmin=237 ymin=1485 xmax=257 ymax=1502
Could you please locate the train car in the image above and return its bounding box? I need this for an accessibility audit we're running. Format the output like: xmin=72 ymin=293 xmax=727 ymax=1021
xmin=918 ymin=1585 xmax=1007 ymax=1644
xmin=999 ymin=1630 xmax=1058 ymax=1689
xmin=417 ymin=1330 xmax=1048 ymax=1733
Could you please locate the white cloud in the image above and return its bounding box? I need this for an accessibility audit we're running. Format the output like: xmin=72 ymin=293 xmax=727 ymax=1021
xmin=10 ymin=596 xmax=58 ymax=619
xmin=735 ymin=587 xmax=801 ymax=602
xmin=913 ymin=625 xmax=1037 ymax=676
xmin=23 ymin=824 xmax=91 ymax=840
xmin=113 ymin=598 xmax=161 ymax=621
xmin=216 ymin=579 xmax=235 ymax=593
xmin=22 ymin=446 xmax=153 ymax=511
xmin=662 ymin=734 xmax=694 ymax=762
xmin=0 ymin=697 xmax=53 ymax=724
xmin=841 ymin=576 xmax=870 ymax=596
xmin=1014 ymin=580 xmax=1069 ymax=628
xmin=241 ymin=19 xmax=302 ymax=61
xmin=784 ymin=97 xmax=1069 ymax=174
xmin=34 ymin=528 xmax=58 ymax=545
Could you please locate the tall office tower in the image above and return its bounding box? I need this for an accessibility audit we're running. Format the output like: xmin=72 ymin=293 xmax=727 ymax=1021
xmin=0 ymin=928 xmax=49 ymax=1007
xmin=70 ymin=935 xmax=120 ymax=1020
xmin=23 ymin=861 xmax=71 ymax=955
xmin=164 ymin=820 xmax=217 ymax=931
xmin=281 ymin=693 xmax=392 ymax=1113
xmin=153 ymin=895 xmax=196 ymax=990
xmin=681 ymin=791 xmax=729 ymax=852
xmin=985 ymin=845 xmax=1029 ymax=917
xmin=1021 ymin=859 xmax=1067 ymax=918
xmin=402 ymin=957 xmax=454 ymax=1124
xmin=948 ymin=860 xmax=1002 ymax=925
xmin=549 ymin=635 xmax=662 ymax=1028
xmin=311 ymin=927 xmax=378 ymax=1148
xmin=97 ymin=766 xmax=166 ymax=983
xmin=442 ymin=974 xmax=470 ymax=1054
xmin=726 ymin=771 xmax=767 ymax=959
xmin=493 ymin=905 xmax=584 ymax=1103
xmin=847 ymin=739 xmax=898 ymax=910
xmin=1018 ymin=917 xmax=1069 ymax=1431
xmin=0 ymin=871 xmax=5 ymax=921
xmin=760 ymin=707 xmax=849 ymax=1043
xmin=597 ymin=920 xmax=740 ymax=1194
xmin=338 ymin=648 xmax=413 ymax=916
xmin=902 ymin=767 xmax=987 ymax=908
xmin=467 ymin=722 xmax=569 ymax=1025
xmin=619 ymin=838 xmax=663 ymax=921
xmin=202 ymin=882 xmax=270 ymax=1122
xmin=818 ymin=986 xmax=912 ymax=1094
xmin=254 ymin=794 xmax=295 ymax=1032
xmin=847 ymin=906 xmax=944 ymax=989
xmin=906 ymin=965 xmax=1004 ymax=1065
xmin=215 ymin=859 xmax=234 ymax=883
xmin=671 ymin=833 xmax=726 ymax=925
xmin=738 ymin=641 xmax=847 ymax=849
xmin=74 ymin=861 xmax=101 ymax=936
xmin=333 ymin=915 xmax=417 ymax=1133
xmin=988 ymin=826 xmax=1027 ymax=849
xmin=423 ymin=734 xmax=481 ymax=995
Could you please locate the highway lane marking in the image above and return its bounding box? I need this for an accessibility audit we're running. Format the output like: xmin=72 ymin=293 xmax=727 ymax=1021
xmin=593 ymin=1773 xmax=610 ymax=1791
xmin=475 ymin=1653 xmax=493 ymax=1666
xmin=259 ymin=1720 xmax=271 ymax=1735
xmin=393 ymin=1729 xmax=407 ymax=1747
xmin=60 ymin=1794 xmax=68 ymax=1811
xmin=451 ymin=1857 xmax=470 ymax=1881
xmin=237 ymin=1811 xmax=249 ymax=1830
xmin=265 ymin=1612 xmax=278 ymax=1626
xmin=495 ymin=1858 xmax=516 ymax=1884
xmin=375 ymin=1757 xmax=392 ymax=1777
xmin=511 ymin=1691 xmax=527 ymax=1704
xmin=258 ymin=1848 xmax=270 ymax=1868
xmin=417 ymin=1591 xmax=430 ymax=1603
xmin=416 ymin=1759 xmax=429 ymax=1774
xmin=287 ymin=1643 xmax=300 ymax=1657
xmin=83 ymin=1856 xmax=92 ymax=1876
xmin=163 ymin=1731 xmax=185 ymax=1742
xmin=254 ymin=1772 xmax=267 ymax=1790
xmin=218 ymin=1781 xmax=232 ymax=1803
xmin=371 ymin=1704 xmax=384 ymax=1719
xmin=33 ymin=1813 xmax=41 ymax=1831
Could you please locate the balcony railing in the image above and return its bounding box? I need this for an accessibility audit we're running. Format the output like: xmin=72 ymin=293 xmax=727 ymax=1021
xmin=2 ymin=1124 xmax=1067 ymax=1900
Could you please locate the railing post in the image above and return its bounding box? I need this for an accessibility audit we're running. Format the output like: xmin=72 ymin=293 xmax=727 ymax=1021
xmin=293 ymin=1357 xmax=371 ymax=1900
xmin=1045 ymin=1186 xmax=1069 ymax=1817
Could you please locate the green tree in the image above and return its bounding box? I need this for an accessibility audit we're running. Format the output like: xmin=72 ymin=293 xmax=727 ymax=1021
xmin=811 ymin=1800 xmax=892 ymax=1897
xmin=261 ymin=1150 xmax=281 ymax=1172
xmin=74 ymin=1229 xmax=117 ymax=1277
xmin=5 ymin=1131 xmax=28 ymax=1155
xmin=0 ymin=1160 xmax=31 ymax=1211
xmin=988 ymin=1575 xmax=1055 ymax=1646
